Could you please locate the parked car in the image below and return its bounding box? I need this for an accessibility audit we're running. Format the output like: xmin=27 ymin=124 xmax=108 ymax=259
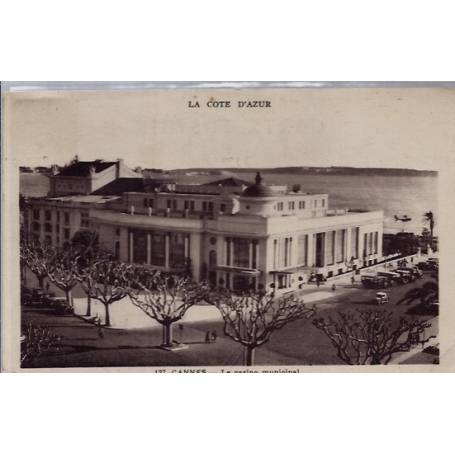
xmin=47 ymin=297 xmax=72 ymax=315
xmin=377 ymin=271 xmax=402 ymax=285
xmin=400 ymin=266 xmax=423 ymax=279
xmin=361 ymin=274 xmax=390 ymax=289
xmin=394 ymin=269 xmax=415 ymax=284
xmin=375 ymin=292 xmax=389 ymax=305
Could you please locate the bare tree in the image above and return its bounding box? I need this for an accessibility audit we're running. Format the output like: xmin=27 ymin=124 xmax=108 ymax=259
xmin=129 ymin=271 xmax=208 ymax=347
xmin=85 ymin=260 xmax=134 ymax=327
xmin=20 ymin=239 xmax=54 ymax=289
xmin=313 ymin=310 xmax=436 ymax=365
xmin=47 ymin=248 xmax=81 ymax=308
xmin=207 ymin=289 xmax=316 ymax=366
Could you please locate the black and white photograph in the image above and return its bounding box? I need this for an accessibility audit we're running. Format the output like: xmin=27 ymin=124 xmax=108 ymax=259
xmin=2 ymin=83 xmax=450 ymax=371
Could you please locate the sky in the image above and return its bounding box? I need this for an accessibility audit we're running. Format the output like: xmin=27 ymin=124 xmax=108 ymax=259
xmin=4 ymin=86 xmax=455 ymax=171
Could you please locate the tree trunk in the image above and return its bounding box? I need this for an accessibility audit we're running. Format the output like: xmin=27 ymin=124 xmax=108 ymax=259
xmin=163 ymin=323 xmax=173 ymax=347
xmin=65 ymin=289 xmax=73 ymax=308
xmin=104 ymin=303 xmax=111 ymax=327
xmin=245 ymin=345 xmax=255 ymax=366
xmin=86 ymin=295 xmax=91 ymax=316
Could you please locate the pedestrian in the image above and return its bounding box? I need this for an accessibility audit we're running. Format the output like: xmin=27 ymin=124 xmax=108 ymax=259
xmin=331 ymin=283 xmax=336 ymax=292
xmin=351 ymin=275 xmax=355 ymax=287
xmin=205 ymin=331 xmax=211 ymax=344
xmin=96 ymin=316 xmax=104 ymax=339
xmin=211 ymin=330 xmax=218 ymax=343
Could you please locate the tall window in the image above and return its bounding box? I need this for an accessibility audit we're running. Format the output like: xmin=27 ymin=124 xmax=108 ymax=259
xmin=298 ymin=234 xmax=308 ymax=265
xmin=45 ymin=210 xmax=51 ymax=221
xmin=132 ymin=230 xmax=147 ymax=264
xmin=299 ymin=201 xmax=306 ymax=209
xmin=233 ymin=238 xmax=250 ymax=268
xmin=33 ymin=209 xmax=40 ymax=220
xmin=150 ymin=232 xmax=166 ymax=266
xmin=351 ymin=227 xmax=359 ymax=259
xmin=363 ymin=233 xmax=368 ymax=258
xmin=172 ymin=199 xmax=177 ymax=210
xmin=374 ymin=231 xmax=379 ymax=254
xmin=289 ymin=201 xmax=295 ymax=210
xmin=336 ymin=230 xmax=345 ymax=263
xmin=64 ymin=212 xmax=70 ymax=225
xmin=277 ymin=202 xmax=284 ymax=211
xmin=80 ymin=211 xmax=89 ymax=228
xmin=208 ymin=202 xmax=214 ymax=213
xmin=326 ymin=231 xmax=335 ymax=265
xmin=169 ymin=233 xmax=187 ymax=267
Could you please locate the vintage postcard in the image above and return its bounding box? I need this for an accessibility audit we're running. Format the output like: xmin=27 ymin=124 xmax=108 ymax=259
xmin=2 ymin=82 xmax=454 ymax=372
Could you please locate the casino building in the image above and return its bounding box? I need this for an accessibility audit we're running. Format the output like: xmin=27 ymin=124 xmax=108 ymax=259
xmin=24 ymin=160 xmax=384 ymax=293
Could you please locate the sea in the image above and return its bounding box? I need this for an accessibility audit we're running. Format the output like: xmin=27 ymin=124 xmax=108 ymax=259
xmin=20 ymin=171 xmax=438 ymax=235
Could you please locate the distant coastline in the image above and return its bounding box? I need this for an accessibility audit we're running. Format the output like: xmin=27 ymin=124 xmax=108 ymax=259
xmin=169 ymin=166 xmax=437 ymax=177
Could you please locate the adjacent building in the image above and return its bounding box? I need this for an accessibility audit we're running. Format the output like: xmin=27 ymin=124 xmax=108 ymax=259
xmin=23 ymin=160 xmax=384 ymax=293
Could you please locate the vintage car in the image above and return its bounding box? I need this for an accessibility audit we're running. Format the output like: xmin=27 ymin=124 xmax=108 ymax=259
xmin=394 ymin=269 xmax=415 ymax=283
xmin=361 ymin=274 xmax=390 ymax=289
xmin=377 ymin=271 xmax=402 ymax=285
xmin=399 ymin=266 xmax=423 ymax=279
xmin=375 ymin=292 xmax=389 ymax=305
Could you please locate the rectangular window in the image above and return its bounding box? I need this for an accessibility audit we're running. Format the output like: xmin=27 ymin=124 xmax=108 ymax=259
xmin=233 ymin=238 xmax=250 ymax=268
xmin=33 ymin=209 xmax=40 ymax=220
xmin=277 ymin=202 xmax=284 ymax=211
xmin=80 ymin=212 xmax=89 ymax=228
xmin=150 ymin=232 xmax=166 ymax=266
xmin=289 ymin=201 xmax=295 ymax=210
xmin=208 ymin=202 xmax=214 ymax=212
xmin=298 ymin=234 xmax=308 ymax=266
xmin=56 ymin=211 xmax=60 ymax=222
xmin=314 ymin=199 xmax=318 ymax=208
xmin=374 ymin=231 xmax=378 ymax=254
xmin=166 ymin=199 xmax=171 ymax=209
xmin=252 ymin=240 xmax=258 ymax=269
xmin=184 ymin=200 xmax=189 ymax=210
xmin=45 ymin=210 xmax=51 ymax=221
xmin=202 ymin=201 xmax=207 ymax=212
xmin=64 ymin=212 xmax=70 ymax=225
xmin=190 ymin=200 xmax=195 ymax=210
xmin=226 ymin=238 xmax=232 ymax=266
xmin=299 ymin=201 xmax=306 ymax=209
xmin=351 ymin=227 xmax=359 ymax=259
xmin=363 ymin=233 xmax=368 ymax=258
xmin=132 ymin=230 xmax=147 ymax=264
xmin=44 ymin=223 xmax=52 ymax=233
xmin=322 ymin=199 xmax=325 ymax=208
xmin=326 ymin=231 xmax=335 ymax=266
xmin=64 ymin=228 xmax=70 ymax=240
xmin=172 ymin=199 xmax=177 ymax=210
xmin=220 ymin=203 xmax=226 ymax=213
xmin=368 ymin=232 xmax=374 ymax=255
xmin=169 ymin=233 xmax=187 ymax=268
xmin=336 ymin=230 xmax=345 ymax=263
xmin=32 ymin=222 xmax=40 ymax=232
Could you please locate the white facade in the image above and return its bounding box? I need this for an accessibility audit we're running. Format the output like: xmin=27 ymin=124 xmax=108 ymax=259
xmin=25 ymin=172 xmax=384 ymax=294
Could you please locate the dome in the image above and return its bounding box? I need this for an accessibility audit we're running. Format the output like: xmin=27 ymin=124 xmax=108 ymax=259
xmin=241 ymin=172 xmax=277 ymax=197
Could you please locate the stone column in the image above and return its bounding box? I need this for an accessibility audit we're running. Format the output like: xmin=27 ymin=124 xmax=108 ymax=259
xmin=184 ymin=235 xmax=190 ymax=258
xmin=165 ymin=233 xmax=170 ymax=268
xmin=129 ymin=231 xmax=134 ymax=262
xmin=248 ymin=240 xmax=253 ymax=268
